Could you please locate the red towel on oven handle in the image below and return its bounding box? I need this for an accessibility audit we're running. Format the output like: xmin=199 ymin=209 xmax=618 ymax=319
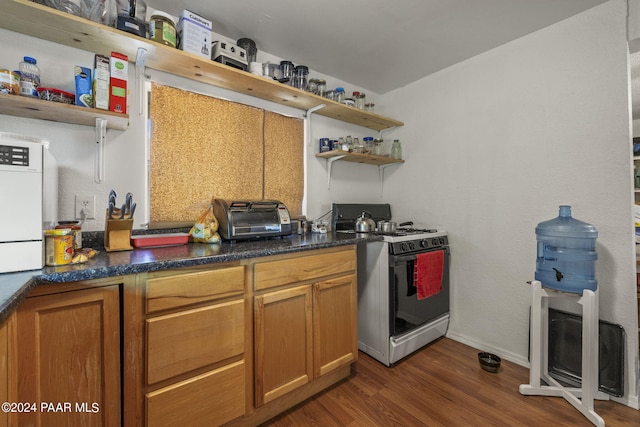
xmin=414 ymin=250 xmax=444 ymax=300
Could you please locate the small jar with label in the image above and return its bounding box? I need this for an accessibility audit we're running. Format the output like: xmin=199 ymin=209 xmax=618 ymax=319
xmin=364 ymin=102 xmax=375 ymax=113
xmin=56 ymin=221 xmax=82 ymax=251
xmin=149 ymin=11 xmax=177 ymax=48
xmin=19 ymin=56 xmax=40 ymax=98
xmin=325 ymin=89 xmax=335 ymax=101
xmin=44 ymin=229 xmax=74 ymax=266
xmin=335 ymin=87 xmax=345 ymax=103
xmin=356 ymin=92 xmax=366 ymax=110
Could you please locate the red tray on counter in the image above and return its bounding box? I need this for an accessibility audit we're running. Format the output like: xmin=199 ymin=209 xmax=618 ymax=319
xmin=130 ymin=233 xmax=190 ymax=248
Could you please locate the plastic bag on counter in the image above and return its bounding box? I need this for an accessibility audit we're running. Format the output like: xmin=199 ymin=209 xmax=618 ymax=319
xmin=189 ymin=197 xmax=221 ymax=243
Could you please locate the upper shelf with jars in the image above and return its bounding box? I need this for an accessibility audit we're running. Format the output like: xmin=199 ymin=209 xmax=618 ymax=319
xmin=0 ymin=0 xmax=404 ymax=132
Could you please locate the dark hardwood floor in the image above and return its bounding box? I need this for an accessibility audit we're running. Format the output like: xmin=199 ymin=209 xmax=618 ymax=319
xmin=262 ymin=338 xmax=640 ymax=426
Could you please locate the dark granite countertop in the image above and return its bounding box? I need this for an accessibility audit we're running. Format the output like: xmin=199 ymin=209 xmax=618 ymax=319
xmin=0 ymin=231 xmax=380 ymax=324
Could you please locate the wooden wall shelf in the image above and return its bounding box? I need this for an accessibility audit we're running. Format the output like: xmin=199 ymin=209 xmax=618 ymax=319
xmin=0 ymin=0 xmax=404 ymax=132
xmin=0 ymin=94 xmax=129 ymax=130
xmin=316 ymin=150 xmax=405 ymax=166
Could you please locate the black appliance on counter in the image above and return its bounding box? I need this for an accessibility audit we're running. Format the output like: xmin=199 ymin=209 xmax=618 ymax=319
xmin=213 ymin=199 xmax=292 ymax=241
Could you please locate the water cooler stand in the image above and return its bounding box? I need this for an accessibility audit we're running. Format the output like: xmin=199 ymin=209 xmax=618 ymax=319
xmin=519 ymin=280 xmax=609 ymax=427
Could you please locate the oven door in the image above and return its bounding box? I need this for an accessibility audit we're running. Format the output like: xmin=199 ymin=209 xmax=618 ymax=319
xmin=389 ymin=246 xmax=450 ymax=338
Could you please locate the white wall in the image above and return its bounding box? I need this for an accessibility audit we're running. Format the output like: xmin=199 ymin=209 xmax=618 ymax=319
xmin=0 ymin=0 xmax=637 ymax=408
xmin=375 ymin=0 xmax=638 ymax=406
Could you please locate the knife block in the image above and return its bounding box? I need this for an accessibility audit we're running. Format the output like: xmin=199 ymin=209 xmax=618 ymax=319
xmin=104 ymin=210 xmax=133 ymax=252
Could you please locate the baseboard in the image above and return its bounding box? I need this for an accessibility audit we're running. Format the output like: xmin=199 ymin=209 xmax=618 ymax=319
xmin=445 ymin=331 xmax=530 ymax=368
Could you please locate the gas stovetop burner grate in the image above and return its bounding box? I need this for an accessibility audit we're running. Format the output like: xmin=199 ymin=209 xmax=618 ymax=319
xmin=394 ymin=228 xmax=438 ymax=235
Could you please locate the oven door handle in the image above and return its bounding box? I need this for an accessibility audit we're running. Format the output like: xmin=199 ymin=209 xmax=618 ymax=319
xmin=391 ymin=254 xmax=417 ymax=263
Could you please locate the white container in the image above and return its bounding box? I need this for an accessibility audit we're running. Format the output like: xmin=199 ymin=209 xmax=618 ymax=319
xmin=177 ymin=9 xmax=212 ymax=59
xmin=0 ymin=132 xmax=58 ymax=273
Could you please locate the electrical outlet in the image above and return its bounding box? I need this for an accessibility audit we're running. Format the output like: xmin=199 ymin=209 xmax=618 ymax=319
xmin=75 ymin=195 xmax=96 ymax=219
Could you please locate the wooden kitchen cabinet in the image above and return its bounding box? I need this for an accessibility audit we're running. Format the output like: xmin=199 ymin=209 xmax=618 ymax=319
xmin=0 ymin=313 xmax=16 ymax=427
xmin=254 ymin=285 xmax=313 ymax=406
xmin=313 ymin=273 xmax=358 ymax=377
xmin=15 ymin=280 xmax=122 ymax=427
xmin=125 ymin=264 xmax=248 ymax=427
xmin=253 ymin=247 xmax=358 ymax=408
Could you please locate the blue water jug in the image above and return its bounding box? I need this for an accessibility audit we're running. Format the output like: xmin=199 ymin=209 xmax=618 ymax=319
xmin=535 ymin=206 xmax=598 ymax=293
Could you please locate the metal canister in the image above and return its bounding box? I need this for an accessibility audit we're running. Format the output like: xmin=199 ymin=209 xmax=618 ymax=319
xmin=319 ymin=138 xmax=331 ymax=153
xmin=44 ymin=229 xmax=74 ymax=266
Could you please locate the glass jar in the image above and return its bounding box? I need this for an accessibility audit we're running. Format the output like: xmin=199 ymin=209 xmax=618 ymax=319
xmin=335 ymin=87 xmax=345 ymax=103
xmin=149 ymin=11 xmax=177 ymax=48
xmin=373 ymin=138 xmax=383 ymax=156
xmin=352 ymin=137 xmax=363 ymax=153
xmin=307 ymin=78 xmax=318 ymax=94
xmin=363 ymin=136 xmax=374 ymax=154
xmin=356 ymin=93 xmax=366 ymax=110
xmin=364 ymin=102 xmax=375 ymax=113
xmin=292 ymin=65 xmax=308 ymax=90
xmin=325 ymin=89 xmax=336 ymax=101
xmin=317 ymin=79 xmax=326 ymax=97
xmin=390 ymin=139 xmax=403 ymax=160
xmin=279 ymin=61 xmax=295 ymax=84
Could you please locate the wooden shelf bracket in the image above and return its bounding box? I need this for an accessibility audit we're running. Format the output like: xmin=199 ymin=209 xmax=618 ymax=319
xmin=325 ymin=155 xmax=346 ymax=189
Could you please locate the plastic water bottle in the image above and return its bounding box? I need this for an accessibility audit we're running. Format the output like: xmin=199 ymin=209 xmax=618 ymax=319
xmin=19 ymin=57 xmax=40 ymax=98
xmin=535 ymin=205 xmax=598 ymax=293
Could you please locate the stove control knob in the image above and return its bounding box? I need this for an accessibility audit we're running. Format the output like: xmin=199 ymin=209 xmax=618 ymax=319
xmin=400 ymin=242 xmax=408 ymax=252
xmin=439 ymin=238 xmax=445 ymax=245
xmin=432 ymin=238 xmax=439 ymax=246
xmin=408 ymin=241 xmax=415 ymax=250
xmin=420 ymin=239 xmax=428 ymax=248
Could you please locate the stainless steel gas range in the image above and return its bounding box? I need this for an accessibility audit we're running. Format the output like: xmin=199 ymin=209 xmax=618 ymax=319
xmin=332 ymin=203 xmax=450 ymax=366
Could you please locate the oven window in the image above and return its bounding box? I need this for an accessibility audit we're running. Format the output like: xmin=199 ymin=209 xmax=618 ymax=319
xmin=389 ymin=248 xmax=450 ymax=337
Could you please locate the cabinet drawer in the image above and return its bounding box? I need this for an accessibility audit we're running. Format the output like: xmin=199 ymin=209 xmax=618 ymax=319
xmin=254 ymin=247 xmax=356 ymax=290
xmin=146 ymin=360 xmax=245 ymax=427
xmin=146 ymin=266 xmax=244 ymax=313
xmin=146 ymin=300 xmax=244 ymax=385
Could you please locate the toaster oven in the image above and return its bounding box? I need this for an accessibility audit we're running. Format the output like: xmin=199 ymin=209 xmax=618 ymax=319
xmin=213 ymin=199 xmax=292 ymax=241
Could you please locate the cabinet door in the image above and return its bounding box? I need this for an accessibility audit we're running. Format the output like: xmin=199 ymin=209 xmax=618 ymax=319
xmin=254 ymin=285 xmax=313 ymax=406
xmin=16 ymin=285 xmax=120 ymax=427
xmin=0 ymin=314 xmax=15 ymax=427
xmin=313 ymin=274 xmax=358 ymax=377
